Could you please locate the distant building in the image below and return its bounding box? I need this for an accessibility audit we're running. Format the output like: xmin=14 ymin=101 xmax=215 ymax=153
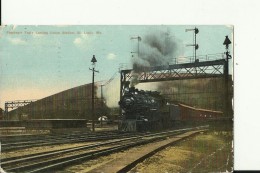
xmin=158 ymin=77 xmax=233 ymax=116
xmin=8 ymin=83 xmax=109 ymax=120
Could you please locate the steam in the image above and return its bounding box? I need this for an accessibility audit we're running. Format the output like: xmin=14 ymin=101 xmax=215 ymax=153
xmin=99 ymin=31 xmax=183 ymax=107
xmin=132 ymin=31 xmax=181 ymax=68
xmin=101 ymin=77 xmax=120 ymax=108
xmin=131 ymin=31 xmax=182 ymax=87
xmin=135 ymin=82 xmax=160 ymax=92
xmin=99 ymin=78 xmax=160 ymax=108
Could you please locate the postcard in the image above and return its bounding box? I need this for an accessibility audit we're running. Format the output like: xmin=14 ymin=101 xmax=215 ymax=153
xmin=0 ymin=25 xmax=233 ymax=173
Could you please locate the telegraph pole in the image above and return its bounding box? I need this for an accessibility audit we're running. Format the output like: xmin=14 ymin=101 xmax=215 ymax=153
xmin=89 ymin=55 xmax=98 ymax=132
xmin=100 ymin=84 xmax=104 ymax=127
xmin=223 ymin=36 xmax=232 ymax=117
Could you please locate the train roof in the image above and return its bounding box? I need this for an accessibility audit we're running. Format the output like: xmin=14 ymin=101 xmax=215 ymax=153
xmin=178 ymin=103 xmax=223 ymax=114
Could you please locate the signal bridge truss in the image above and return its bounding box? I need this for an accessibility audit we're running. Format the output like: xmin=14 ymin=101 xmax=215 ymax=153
xmin=5 ymin=100 xmax=37 ymax=118
xmin=120 ymin=59 xmax=228 ymax=98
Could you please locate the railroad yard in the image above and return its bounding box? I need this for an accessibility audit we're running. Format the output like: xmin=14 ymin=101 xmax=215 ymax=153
xmin=0 ymin=25 xmax=234 ymax=172
xmin=0 ymin=124 xmax=233 ymax=173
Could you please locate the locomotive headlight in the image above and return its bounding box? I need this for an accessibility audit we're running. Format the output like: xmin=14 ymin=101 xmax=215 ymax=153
xmin=124 ymin=97 xmax=134 ymax=106
xmin=125 ymin=98 xmax=131 ymax=104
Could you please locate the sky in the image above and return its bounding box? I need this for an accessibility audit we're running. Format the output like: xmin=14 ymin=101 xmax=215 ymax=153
xmin=0 ymin=25 xmax=233 ymax=108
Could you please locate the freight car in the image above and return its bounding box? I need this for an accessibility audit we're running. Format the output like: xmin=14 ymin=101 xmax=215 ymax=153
xmin=118 ymin=87 xmax=223 ymax=132
xmin=118 ymin=87 xmax=179 ymax=131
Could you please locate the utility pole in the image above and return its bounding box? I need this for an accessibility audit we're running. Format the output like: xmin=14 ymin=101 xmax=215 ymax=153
xmin=4 ymin=103 xmax=8 ymax=120
xmin=100 ymin=84 xmax=104 ymax=127
xmin=89 ymin=55 xmax=98 ymax=132
xmin=223 ymin=36 xmax=232 ymax=117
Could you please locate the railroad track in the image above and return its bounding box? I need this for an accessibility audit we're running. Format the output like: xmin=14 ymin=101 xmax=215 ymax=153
xmin=0 ymin=130 xmax=121 ymax=143
xmin=1 ymin=131 xmax=138 ymax=151
xmin=1 ymin=126 xmax=208 ymax=173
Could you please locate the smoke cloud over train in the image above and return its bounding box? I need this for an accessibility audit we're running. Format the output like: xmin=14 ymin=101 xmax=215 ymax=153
xmin=131 ymin=31 xmax=183 ymax=87
xmin=132 ymin=31 xmax=181 ymax=68
xmin=101 ymin=31 xmax=183 ymax=108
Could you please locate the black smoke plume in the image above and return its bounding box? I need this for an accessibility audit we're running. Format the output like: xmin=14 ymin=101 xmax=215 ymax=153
xmin=131 ymin=31 xmax=182 ymax=86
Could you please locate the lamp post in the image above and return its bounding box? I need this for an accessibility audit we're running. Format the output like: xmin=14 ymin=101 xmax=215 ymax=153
xmin=223 ymin=36 xmax=232 ymax=117
xmin=89 ymin=55 xmax=98 ymax=132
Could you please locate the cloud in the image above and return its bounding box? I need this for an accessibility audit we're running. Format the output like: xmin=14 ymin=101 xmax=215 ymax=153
xmin=107 ymin=53 xmax=116 ymax=60
xmin=73 ymin=34 xmax=89 ymax=47
xmin=73 ymin=37 xmax=83 ymax=45
xmin=8 ymin=38 xmax=27 ymax=45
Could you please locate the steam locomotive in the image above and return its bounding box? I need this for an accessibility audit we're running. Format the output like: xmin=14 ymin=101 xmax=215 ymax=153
xmin=118 ymin=87 xmax=179 ymax=131
xmin=118 ymin=86 xmax=224 ymax=132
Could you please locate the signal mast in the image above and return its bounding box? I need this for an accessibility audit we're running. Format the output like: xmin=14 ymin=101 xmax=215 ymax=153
xmin=186 ymin=27 xmax=199 ymax=62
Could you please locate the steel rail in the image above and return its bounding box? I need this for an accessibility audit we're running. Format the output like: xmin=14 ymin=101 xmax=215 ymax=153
xmin=2 ymin=126 xmax=208 ymax=173
xmin=2 ymin=132 xmax=138 ymax=152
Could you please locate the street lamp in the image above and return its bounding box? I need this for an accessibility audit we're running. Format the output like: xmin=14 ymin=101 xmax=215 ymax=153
xmin=89 ymin=55 xmax=98 ymax=132
xmin=223 ymin=36 xmax=232 ymax=117
xmin=223 ymin=36 xmax=232 ymax=61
